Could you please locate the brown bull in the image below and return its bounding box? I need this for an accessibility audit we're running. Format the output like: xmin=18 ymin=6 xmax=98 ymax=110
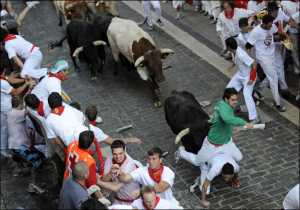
xmin=53 ymin=0 xmax=89 ymax=26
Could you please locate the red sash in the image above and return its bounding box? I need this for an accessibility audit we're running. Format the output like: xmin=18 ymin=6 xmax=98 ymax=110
xmin=148 ymin=164 xmax=164 ymax=183
xmin=143 ymin=196 xmax=160 ymax=210
xmin=37 ymin=101 xmax=45 ymax=117
xmin=51 ymin=105 xmax=65 ymax=116
xmin=48 ymin=72 xmax=64 ymax=81
xmin=3 ymin=34 xmax=16 ymax=42
xmin=89 ymin=120 xmax=97 ymax=126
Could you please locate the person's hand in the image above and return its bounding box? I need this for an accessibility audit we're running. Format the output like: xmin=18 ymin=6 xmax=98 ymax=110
xmin=245 ymin=123 xmax=253 ymax=129
xmin=247 ymin=80 xmax=254 ymax=85
xmin=200 ymin=200 xmax=210 ymax=208
xmin=131 ymin=189 xmax=140 ymax=199
xmin=111 ymin=164 xmax=120 ymax=177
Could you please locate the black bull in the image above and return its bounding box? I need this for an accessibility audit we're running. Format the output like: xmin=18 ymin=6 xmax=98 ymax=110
xmin=49 ymin=14 xmax=114 ymax=78
xmin=164 ymin=90 xmax=211 ymax=154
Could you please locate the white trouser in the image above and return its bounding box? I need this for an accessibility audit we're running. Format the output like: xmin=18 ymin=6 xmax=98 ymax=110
xmin=142 ymin=0 xmax=162 ymax=27
xmin=227 ymin=73 xmax=257 ymax=120
xmin=0 ymin=112 xmax=8 ymax=151
xmin=274 ymin=45 xmax=288 ymax=90
xmin=290 ymin=33 xmax=299 ymax=72
xmin=179 ymin=147 xmax=211 ymax=194
xmin=257 ymin=55 xmax=281 ymax=106
xmin=211 ymin=6 xmax=220 ymax=20
xmin=196 ymin=137 xmax=243 ymax=164
xmin=21 ymin=49 xmax=47 ymax=79
xmin=202 ymin=1 xmax=209 ymax=12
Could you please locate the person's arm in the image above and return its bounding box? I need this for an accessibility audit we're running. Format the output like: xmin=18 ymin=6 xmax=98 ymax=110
xmin=97 ymin=179 xmax=124 ymax=192
xmin=200 ymin=179 xmax=211 ymax=208
xmin=10 ymin=81 xmax=29 ymax=96
xmin=118 ymin=170 xmax=133 ymax=183
xmin=11 ymin=56 xmax=24 ymax=69
xmin=154 ymin=181 xmax=170 ymax=193
xmin=218 ymin=104 xmax=247 ymax=126
xmin=6 ymin=72 xmax=25 ymax=84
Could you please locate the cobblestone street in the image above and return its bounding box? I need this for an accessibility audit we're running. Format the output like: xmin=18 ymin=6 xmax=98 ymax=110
xmin=1 ymin=1 xmax=299 ymax=209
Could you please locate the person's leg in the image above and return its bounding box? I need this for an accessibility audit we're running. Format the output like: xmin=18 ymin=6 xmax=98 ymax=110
xmin=257 ymin=57 xmax=282 ymax=106
xmin=16 ymin=6 xmax=31 ymax=26
xmin=0 ymin=112 xmax=9 ymax=156
xmin=179 ymin=147 xmax=199 ymax=166
xmin=21 ymin=51 xmax=47 ymax=79
xmin=222 ymin=139 xmax=243 ymax=162
xmin=226 ymin=73 xmax=243 ymax=91
xmin=151 ymin=0 xmax=163 ymax=25
xmin=195 ymin=137 xmax=217 ymax=165
xmin=142 ymin=1 xmax=152 ymax=27
xmin=290 ymin=33 xmax=300 ymax=74
xmin=274 ymin=45 xmax=288 ymax=90
xmin=242 ymin=79 xmax=257 ymax=121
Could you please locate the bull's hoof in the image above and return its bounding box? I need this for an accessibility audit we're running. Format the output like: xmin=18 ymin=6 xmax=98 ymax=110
xmin=91 ymin=76 xmax=97 ymax=81
xmin=154 ymin=101 xmax=162 ymax=108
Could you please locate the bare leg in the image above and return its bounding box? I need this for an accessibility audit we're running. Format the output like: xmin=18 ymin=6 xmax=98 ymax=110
xmin=3 ymin=0 xmax=16 ymax=16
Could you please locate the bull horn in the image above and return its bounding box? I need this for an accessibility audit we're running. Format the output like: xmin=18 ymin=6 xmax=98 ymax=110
xmin=93 ymin=40 xmax=107 ymax=46
xmin=134 ymin=56 xmax=145 ymax=67
xmin=160 ymin=48 xmax=175 ymax=54
xmin=73 ymin=46 xmax=84 ymax=57
xmin=175 ymin=128 xmax=190 ymax=145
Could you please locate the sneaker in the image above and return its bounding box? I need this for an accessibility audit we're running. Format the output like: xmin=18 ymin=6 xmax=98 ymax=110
xmin=156 ymin=19 xmax=164 ymax=27
xmin=138 ymin=18 xmax=147 ymax=26
xmin=26 ymin=1 xmax=40 ymax=8
xmin=250 ymin=118 xmax=261 ymax=124
xmin=98 ymin=197 xmax=111 ymax=206
xmin=95 ymin=116 xmax=103 ymax=124
xmin=148 ymin=25 xmax=154 ymax=31
xmin=275 ymin=105 xmax=286 ymax=112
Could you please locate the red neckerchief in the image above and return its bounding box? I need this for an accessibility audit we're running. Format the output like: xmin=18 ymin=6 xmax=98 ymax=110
xmin=112 ymin=155 xmax=127 ymax=167
xmin=89 ymin=120 xmax=97 ymax=126
xmin=37 ymin=101 xmax=45 ymax=117
xmin=143 ymin=196 xmax=160 ymax=210
xmin=0 ymin=75 xmax=7 ymax=81
xmin=225 ymin=9 xmax=234 ymax=19
xmin=148 ymin=164 xmax=164 ymax=183
xmin=51 ymin=105 xmax=65 ymax=115
xmin=3 ymin=34 xmax=16 ymax=42
xmin=48 ymin=72 xmax=64 ymax=81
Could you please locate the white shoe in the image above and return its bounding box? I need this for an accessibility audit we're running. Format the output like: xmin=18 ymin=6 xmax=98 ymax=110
xmin=95 ymin=116 xmax=103 ymax=124
xmin=0 ymin=150 xmax=12 ymax=158
xmin=26 ymin=1 xmax=40 ymax=9
xmin=98 ymin=197 xmax=111 ymax=206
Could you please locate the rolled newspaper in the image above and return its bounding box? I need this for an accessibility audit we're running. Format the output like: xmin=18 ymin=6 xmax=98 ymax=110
xmin=116 ymin=124 xmax=133 ymax=133
xmin=243 ymin=124 xmax=265 ymax=130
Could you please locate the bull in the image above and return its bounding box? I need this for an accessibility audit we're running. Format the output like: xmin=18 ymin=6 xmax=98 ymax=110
xmin=95 ymin=0 xmax=118 ymax=16
xmin=164 ymin=90 xmax=211 ymax=154
xmin=92 ymin=16 xmax=174 ymax=107
xmin=49 ymin=20 xmax=107 ymax=79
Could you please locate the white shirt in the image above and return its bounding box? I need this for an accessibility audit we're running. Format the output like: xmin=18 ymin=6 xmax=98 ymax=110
xmin=283 ymin=184 xmax=299 ymax=210
xmin=0 ymin=9 xmax=8 ymax=17
xmin=1 ymin=79 xmax=13 ymax=113
xmin=131 ymin=197 xmax=182 ymax=210
xmin=281 ymin=0 xmax=299 ymax=17
xmin=247 ymin=24 xmax=278 ymax=58
xmin=247 ymin=0 xmax=266 ymax=13
xmin=104 ymin=154 xmax=141 ymax=203
xmin=45 ymin=103 xmax=85 ymax=146
xmin=234 ymin=47 xmax=254 ymax=78
xmin=31 ymin=75 xmax=62 ymax=101
xmin=273 ymin=8 xmax=290 ymax=34
xmin=7 ymin=108 xmax=30 ymax=149
xmin=236 ymin=32 xmax=250 ymax=49
xmin=130 ymin=166 xmax=177 ymax=203
xmin=206 ymin=153 xmax=240 ymax=181
xmin=4 ymin=35 xmax=39 ymax=60
xmin=216 ymin=8 xmax=254 ymax=38
xmin=109 ymin=204 xmax=133 ymax=210
xmin=74 ymin=124 xmax=108 ymax=143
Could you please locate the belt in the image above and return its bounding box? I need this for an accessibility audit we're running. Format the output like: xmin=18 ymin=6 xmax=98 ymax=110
xmin=38 ymin=76 xmax=45 ymax=82
xmin=30 ymin=45 xmax=36 ymax=53
xmin=115 ymin=196 xmax=135 ymax=203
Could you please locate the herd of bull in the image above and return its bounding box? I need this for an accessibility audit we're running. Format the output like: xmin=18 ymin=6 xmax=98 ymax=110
xmin=49 ymin=1 xmax=210 ymax=151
